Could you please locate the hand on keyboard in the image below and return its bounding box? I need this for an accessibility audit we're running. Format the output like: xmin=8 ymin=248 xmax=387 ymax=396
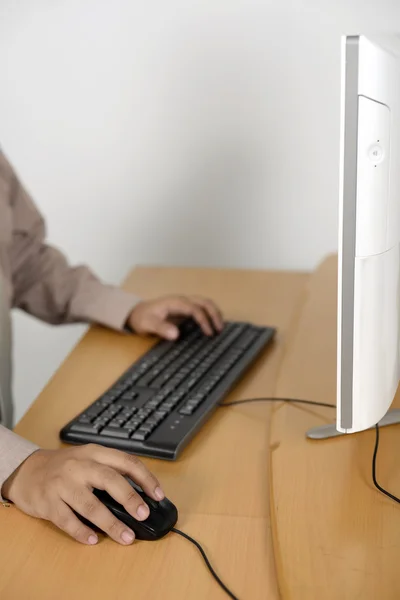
xmin=127 ymin=295 xmax=223 ymax=340
xmin=1 ymin=444 xmax=165 ymax=546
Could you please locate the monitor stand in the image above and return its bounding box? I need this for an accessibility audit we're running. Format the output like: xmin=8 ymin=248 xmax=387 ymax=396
xmin=306 ymin=408 xmax=400 ymax=439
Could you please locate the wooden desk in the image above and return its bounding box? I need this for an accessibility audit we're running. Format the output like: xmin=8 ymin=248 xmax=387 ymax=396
xmin=3 ymin=259 xmax=398 ymax=600
xmin=0 ymin=265 xmax=308 ymax=600
xmin=271 ymin=255 xmax=400 ymax=600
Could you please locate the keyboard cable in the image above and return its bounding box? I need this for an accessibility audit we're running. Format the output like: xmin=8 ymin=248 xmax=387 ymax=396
xmin=221 ymin=397 xmax=336 ymax=409
xmin=179 ymin=396 xmax=399 ymax=600
xmin=222 ymin=397 xmax=400 ymax=504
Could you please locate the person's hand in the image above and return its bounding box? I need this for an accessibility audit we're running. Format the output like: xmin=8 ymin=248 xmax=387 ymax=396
xmin=128 ymin=295 xmax=224 ymax=340
xmin=1 ymin=444 xmax=164 ymax=546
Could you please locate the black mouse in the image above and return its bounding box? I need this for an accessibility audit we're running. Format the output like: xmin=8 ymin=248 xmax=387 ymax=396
xmin=77 ymin=478 xmax=178 ymax=541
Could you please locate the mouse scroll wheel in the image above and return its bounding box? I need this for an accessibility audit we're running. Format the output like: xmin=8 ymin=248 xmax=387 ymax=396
xmin=145 ymin=497 xmax=159 ymax=509
xmin=125 ymin=478 xmax=158 ymax=508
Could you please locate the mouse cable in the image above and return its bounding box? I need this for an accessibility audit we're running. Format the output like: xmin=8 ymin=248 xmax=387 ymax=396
xmin=183 ymin=397 xmax=400 ymax=594
xmin=222 ymin=398 xmax=400 ymax=506
xmin=169 ymin=395 xmax=333 ymax=599
xmin=171 ymin=527 xmax=239 ymax=600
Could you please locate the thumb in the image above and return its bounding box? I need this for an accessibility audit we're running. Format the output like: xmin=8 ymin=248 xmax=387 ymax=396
xmin=148 ymin=317 xmax=179 ymax=341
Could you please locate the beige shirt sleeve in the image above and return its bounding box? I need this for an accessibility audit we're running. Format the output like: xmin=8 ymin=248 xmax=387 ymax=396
xmin=6 ymin=150 xmax=141 ymax=329
xmin=0 ymin=425 xmax=39 ymax=501
xmin=0 ymin=151 xmax=143 ymax=498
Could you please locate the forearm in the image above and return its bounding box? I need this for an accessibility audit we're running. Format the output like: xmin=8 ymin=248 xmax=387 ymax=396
xmin=13 ymin=240 xmax=140 ymax=330
xmin=3 ymin=150 xmax=140 ymax=329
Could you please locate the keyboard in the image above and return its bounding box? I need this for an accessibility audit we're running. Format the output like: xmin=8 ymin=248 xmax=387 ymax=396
xmin=60 ymin=320 xmax=276 ymax=460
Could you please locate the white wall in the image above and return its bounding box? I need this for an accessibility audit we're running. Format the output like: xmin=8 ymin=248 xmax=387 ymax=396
xmin=0 ymin=0 xmax=398 ymax=422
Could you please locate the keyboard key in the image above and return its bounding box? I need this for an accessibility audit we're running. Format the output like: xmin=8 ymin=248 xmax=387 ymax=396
xmin=179 ymin=406 xmax=194 ymax=416
xmin=138 ymin=361 xmax=150 ymax=371
xmin=108 ymin=417 xmax=126 ymax=427
xmin=154 ymin=410 xmax=168 ymax=419
xmin=96 ymin=396 xmax=114 ymax=408
xmin=93 ymin=418 xmax=110 ymax=428
xmin=136 ymin=409 xmax=152 ymax=419
xmin=151 ymin=396 xmax=166 ymax=408
xmin=162 ymin=389 xmax=183 ymax=404
xmin=186 ymin=398 xmax=199 ymax=406
xmin=186 ymin=377 xmax=199 ymax=389
xmin=152 ymin=370 xmax=176 ymax=387
xmin=126 ymin=372 xmax=140 ymax=385
xmin=131 ymin=429 xmax=149 ymax=441
xmin=158 ymin=401 xmax=174 ymax=413
xmin=143 ymin=399 xmax=161 ymax=410
xmin=152 ymin=389 xmax=171 ymax=403
xmin=166 ymin=374 xmax=186 ymax=389
xmin=70 ymin=423 xmax=102 ymax=434
xmin=134 ymin=416 xmax=148 ymax=427
xmin=77 ymin=415 xmax=92 ymax=424
xmin=113 ymin=383 xmax=130 ymax=396
xmin=137 ymin=366 xmax=165 ymax=386
xmin=165 ymin=392 xmax=185 ymax=408
xmin=85 ymin=405 xmax=104 ymax=418
xmin=100 ymin=427 xmax=132 ymax=439
xmin=118 ymin=399 xmax=139 ymax=408
xmin=140 ymin=423 xmax=154 ymax=433
xmin=107 ymin=404 xmax=121 ymax=414
xmin=124 ymin=419 xmax=141 ymax=429
xmin=147 ymin=414 xmax=163 ymax=426
xmin=117 ymin=406 xmax=137 ymax=418
xmin=120 ymin=390 xmax=138 ymax=402
xmin=191 ymin=401 xmax=203 ymax=410
xmin=178 ymin=389 xmax=210 ymax=415
xmin=143 ymin=417 xmax=159 ymax=427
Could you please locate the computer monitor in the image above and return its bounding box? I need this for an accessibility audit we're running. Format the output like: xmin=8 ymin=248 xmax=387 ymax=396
xmin=308 ymin=34 xmax=400 ymax=440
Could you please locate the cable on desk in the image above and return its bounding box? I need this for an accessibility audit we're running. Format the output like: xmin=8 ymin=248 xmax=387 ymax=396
xmin=372 ymin=424 xmax=400 ymax=504
xmin=171 ymin=528 xmax=239 ymax=600
xmin=221 ymin=397 xmax=336 ymax=409
xmin=171 ymin=396 xmax=334 ymax=600
xmin=181 ymin=398 xmax=399 ymax=598
xmin=225 ymin=399 xmax=400 ymax=507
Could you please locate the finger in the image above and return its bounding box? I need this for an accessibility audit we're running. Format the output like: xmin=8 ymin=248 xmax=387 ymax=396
xmin=190 ymin=296 xmax=224 ymax=332
xmin=49 ymin=499 xmax=99 ymax=545
xmin=146 ymin=315 xmax=180 ymax=341
xmin=83 ymin=445 xmax=165 ymax=502
xmin=167 ymin=298 xmax=214 ymax=336
xmin=63 ymin=485 xmax=136 ymax=545
xmin=86 ymin=464 xmax=150 ymax=522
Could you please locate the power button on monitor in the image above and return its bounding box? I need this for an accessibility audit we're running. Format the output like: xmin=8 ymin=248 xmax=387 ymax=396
xmin=368 ymin=144 xmax=385 ymax=164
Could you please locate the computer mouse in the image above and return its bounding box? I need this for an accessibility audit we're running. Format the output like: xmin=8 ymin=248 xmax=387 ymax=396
xmin=77 ymin=478 xmax=178 ymax=541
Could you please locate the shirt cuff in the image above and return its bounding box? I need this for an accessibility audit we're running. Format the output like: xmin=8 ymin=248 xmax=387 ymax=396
xmin=0 ymin=425 xmax=40 ymax=502
xmin=73 ymin=284 xmax=141 ymax=332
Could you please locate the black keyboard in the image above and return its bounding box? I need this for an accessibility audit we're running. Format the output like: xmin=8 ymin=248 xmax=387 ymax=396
xmin=60 ymin=320 xmax=276 ymax=459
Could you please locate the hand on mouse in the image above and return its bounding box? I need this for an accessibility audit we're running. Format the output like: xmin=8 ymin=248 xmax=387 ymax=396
xmin=127 ymin=295 xmax=224 ymax=340
xmin=1 ymin=444 xmax=164 ymax=546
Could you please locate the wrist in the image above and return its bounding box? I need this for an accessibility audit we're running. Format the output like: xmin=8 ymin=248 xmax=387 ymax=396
xmin=126 ymin=301 xmax=145 ymax=334
xmin=1 ymin=449 xmax=42 ymax=502
xmin=2 ymin=464 xmax=22 ymax=502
